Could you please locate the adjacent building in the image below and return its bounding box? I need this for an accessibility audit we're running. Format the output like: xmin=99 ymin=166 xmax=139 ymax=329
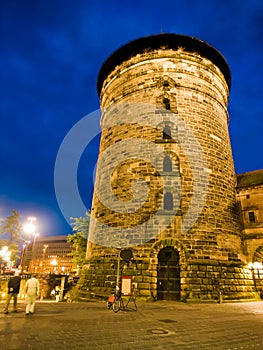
xmin=22 ymin=235 xmax=74 ymax=274
xmin=236 ymin=169 xmax=263 ymax=294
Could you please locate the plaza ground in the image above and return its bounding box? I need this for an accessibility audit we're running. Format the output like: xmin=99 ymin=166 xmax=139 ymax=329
xmin=1 ymin=299 xmax=263 ymax=349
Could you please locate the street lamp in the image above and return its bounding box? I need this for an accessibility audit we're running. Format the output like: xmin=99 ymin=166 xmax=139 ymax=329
xmin=20 ymin=240 xmax=31 ymax=272
xmin=42 ymin=245 xmax=48 ymax=274
xmin=23 ymin=217 xmax=39 ymax=273
xmin=24 ymin=216 xmax=37 ymax=235
xmin=32 ymin=233 xmax=39 ymax=256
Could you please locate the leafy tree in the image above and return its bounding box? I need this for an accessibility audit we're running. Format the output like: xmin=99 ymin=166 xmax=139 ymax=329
xmin=0 ymin=210 xmax=23 ymax=266
xmin=0 ymin=210 xmax=23 ymax=242
xmin=67 ymin=211 xmax=90 ymax=268
xmin=0 ymin=240 xmax=20 ymax=265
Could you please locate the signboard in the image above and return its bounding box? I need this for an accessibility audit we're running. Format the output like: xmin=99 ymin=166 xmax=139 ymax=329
xmin=121 ymin=276 xmax=132 ymax=296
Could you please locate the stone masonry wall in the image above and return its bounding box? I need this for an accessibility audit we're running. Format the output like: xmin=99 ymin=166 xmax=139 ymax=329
xmin=83 ymin=37 xmax=256 ymax=301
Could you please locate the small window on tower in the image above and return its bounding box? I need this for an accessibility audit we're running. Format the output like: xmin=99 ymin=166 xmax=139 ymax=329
xmin=163 ymin=156 xmax=172 ymax=172
xmin=248 ymin=211 xmax=255 ymax=223
xmin=163 ymin=98 xmax=170 ymax=110
xmin=163 ymin=125 xmax=171 ymax=139
xmin=246 ymin=194 xmax=250 ymax=199
xmin=164 ymin=192 xmax=173 ymax=210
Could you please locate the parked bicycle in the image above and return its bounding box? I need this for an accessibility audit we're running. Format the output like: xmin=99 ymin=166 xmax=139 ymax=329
xmin=107 ymin=286 xmax=124 ymax=312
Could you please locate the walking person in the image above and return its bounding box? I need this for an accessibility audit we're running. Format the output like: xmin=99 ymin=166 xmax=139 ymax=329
xmin=3 ymin=270 xmax=21 ymax=314
xmin=25 ymin=274 xmax=40 ymax=316
xmin=55 ymin=286 xmax=60 ymax=302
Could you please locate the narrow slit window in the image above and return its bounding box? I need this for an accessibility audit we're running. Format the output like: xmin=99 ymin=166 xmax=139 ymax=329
xmin=163 ymin=156 xmax=172 ymax=172
xmin=163 ymin=98 xmax=170 ymax=110
xmin=164 ymin=192 xmax=173 ymax=210
xmin=163 ymin=125 xmax=171 ymax=139
xmin=248 ymin=211 xmax=255 ymax=223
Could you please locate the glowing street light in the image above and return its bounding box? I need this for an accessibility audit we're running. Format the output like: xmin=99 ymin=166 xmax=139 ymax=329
xmin=24 ymin=216 xmax=37 ymax=235
xmin=23 ymin=217 xmax=39 ymax=273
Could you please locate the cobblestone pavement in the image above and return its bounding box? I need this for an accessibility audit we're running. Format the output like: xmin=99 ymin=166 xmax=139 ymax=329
xmin=1 ymin=299 xmax=263 ymax=350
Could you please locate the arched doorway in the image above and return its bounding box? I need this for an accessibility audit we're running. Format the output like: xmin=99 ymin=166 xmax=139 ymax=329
xmin=251 ymin=246 xmax=263 ymax=297
xmin=157 ymin=247 xmax=180 ymax=300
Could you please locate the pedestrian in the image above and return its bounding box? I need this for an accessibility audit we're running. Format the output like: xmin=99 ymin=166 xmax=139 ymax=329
xmin=55 ymin=286 xmax=60 ymax=302
xmin=24 ymin=274 xmax=40 ymax=316
xmin=50 ymin=288 xmax=55 ymax=300
xmin=3 ymin=269 xmax=21 ymax=314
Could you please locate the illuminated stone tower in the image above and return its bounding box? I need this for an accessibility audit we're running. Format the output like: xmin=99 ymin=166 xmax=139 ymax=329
xmin=84 ymin=34 xmax=256 ymax=301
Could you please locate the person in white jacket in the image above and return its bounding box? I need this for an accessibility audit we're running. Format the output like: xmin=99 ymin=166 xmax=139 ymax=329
xmin=25 ymin=274 xmax=40 ymax=316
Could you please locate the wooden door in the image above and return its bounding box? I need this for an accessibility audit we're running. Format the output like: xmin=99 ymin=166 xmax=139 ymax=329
xmin=157 ymin=247 xmax=180 ymax=301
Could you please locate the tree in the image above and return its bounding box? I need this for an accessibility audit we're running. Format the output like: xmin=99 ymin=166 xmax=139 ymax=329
xmin=67 ymin=211 xmax=90 ymax=268
xmin=0 ymin=210 xmax=23 ymax=267
xmin=0 ymin=240 xmax=20 ymax=265
xmin=0 ymin=210 xmax=23 ymax=242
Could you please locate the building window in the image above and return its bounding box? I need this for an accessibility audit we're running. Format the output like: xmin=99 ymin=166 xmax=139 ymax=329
xmin=164 ymin=192 xmax=173 ymax=210
xmin=163 ymin=98 xmax=170 ymax=110
xmin=163 ymin=81 xmax=170 ymax=90
xmin=248 ymin=211 xmax=255 ymax=223
xmin=163 ymin=125 xmax=172 ymax=139
xmin=163 ymin=156 xmax=172 ymax=172
xmin=246 ymin=194 xmax=250 ymax=199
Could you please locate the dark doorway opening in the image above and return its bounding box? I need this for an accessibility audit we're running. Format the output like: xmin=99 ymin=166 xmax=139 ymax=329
xmin=157 ymin=247 xmax=180 ymax=301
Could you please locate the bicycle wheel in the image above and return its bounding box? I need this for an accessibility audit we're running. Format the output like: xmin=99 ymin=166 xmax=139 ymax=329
xmin=112 ymin=298 xmax=121 ymax=312
xmin=107 ymin=301 xmax=112 ymax=309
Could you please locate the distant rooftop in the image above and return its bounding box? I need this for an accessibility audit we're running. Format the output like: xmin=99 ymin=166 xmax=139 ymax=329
xmin=97 ymin=33 xmax=231 ymax=95
xmin=35 ymin=235 xmax=68 ymax=242
xmin=236 ymin=169 xmax=263 ymax=188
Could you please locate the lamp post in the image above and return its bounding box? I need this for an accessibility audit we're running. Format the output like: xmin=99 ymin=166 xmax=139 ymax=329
xmin=21 ymin=240 xmax=31 ymax=273
xmin=32 ymin=232 xmax=39 ymax=259
xmin=41 ymin=244 xmax=48 ymax=274
xmin=23 ymin=217 xmax=38 ymax=273
xmin=116 ymin=249 xmax=121 ymax=289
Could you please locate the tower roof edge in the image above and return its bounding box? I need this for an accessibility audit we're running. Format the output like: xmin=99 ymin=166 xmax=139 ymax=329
xmin=97 ymin=33 xmax=231 ymax=96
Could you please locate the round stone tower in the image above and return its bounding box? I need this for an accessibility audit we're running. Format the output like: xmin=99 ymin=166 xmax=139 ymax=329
xmin=84 ymin=34 xmax=256 ymax=301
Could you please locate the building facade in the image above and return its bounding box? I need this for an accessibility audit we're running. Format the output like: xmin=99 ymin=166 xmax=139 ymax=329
xmin=22 ymin=235 xmax=74 ymax=275
xmin=236 ymin=169 xmax=263 ymax=295
xmin=82 ymin=34 xmax=259 ymax=301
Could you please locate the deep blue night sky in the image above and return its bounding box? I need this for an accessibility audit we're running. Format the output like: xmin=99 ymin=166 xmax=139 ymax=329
xmin=0 ymin=0 xmax=262 ymax=236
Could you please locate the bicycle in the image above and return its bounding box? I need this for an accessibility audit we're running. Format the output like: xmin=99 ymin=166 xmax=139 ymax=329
xmin=107 ymin=286 xmax=124 ymax=313
xmin=107 ymin=285 xmax=137 ymax=313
